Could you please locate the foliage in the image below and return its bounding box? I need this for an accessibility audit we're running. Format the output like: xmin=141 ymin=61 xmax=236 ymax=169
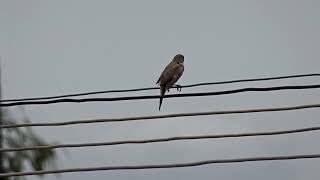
xmin=1 ymin=109 xmax=58 ymax=180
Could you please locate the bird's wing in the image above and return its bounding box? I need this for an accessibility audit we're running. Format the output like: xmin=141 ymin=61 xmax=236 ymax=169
xmin=158 ymin=63 xmax=182 ymax=85
xmin=157 ymin=61 xmax=175 ymax=84
xmin=158 ymin=63 xmax=184 ymax=110
xmin=165 ymin=63 xmax=184 ymax=88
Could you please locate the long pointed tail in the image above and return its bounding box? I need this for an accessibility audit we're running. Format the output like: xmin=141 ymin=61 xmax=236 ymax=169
xmin=159 ymin=86 xmax=165 ymax=111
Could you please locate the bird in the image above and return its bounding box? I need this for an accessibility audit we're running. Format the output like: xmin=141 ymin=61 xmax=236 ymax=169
xmin=156 ymin=54 xmax=184 ymax=110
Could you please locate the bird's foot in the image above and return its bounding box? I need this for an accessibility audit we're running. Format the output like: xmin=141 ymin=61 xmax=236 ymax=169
xmin=173 ymin=84 xmax=182 ymax=91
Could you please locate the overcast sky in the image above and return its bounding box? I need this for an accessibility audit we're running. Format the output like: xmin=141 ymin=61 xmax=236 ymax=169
xmin=1 ymin=0 xmax=320 ymax=180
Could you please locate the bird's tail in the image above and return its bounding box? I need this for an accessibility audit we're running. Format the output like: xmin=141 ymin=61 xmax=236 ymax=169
xmin=159 ymin=86 xmax=166 ymax=110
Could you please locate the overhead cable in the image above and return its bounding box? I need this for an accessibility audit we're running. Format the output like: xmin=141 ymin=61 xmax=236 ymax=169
xmin=1 ymin=154 xmax=320 ymax=177
xmin=1 ymin=84 xmax=320 ymax=107
xmin=2 ymin=103 xmax=320 ymax=128
xmin=1 ymin=126 xmax=319 ymax=152
xmin=2 ymin=73 xmax=319 ymax=103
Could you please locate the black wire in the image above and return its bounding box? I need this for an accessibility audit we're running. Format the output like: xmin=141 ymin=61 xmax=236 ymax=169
xmin=1 ymin=84 xmax=319 ymax=107
xmin=1 ymin=154 xmax=320 ymax=177
xmin=1 ymin=73 xmax=319 ymax=103
xmin=1 ymin=125 xmax=320 ymax=152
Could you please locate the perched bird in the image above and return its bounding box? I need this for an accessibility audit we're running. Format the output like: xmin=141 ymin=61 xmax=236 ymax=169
xmin=156 ymin=54 xmax=184 ymax=110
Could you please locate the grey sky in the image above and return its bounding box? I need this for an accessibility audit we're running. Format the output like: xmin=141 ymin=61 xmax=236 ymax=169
xmin=1 ymin=0 xmax=320 ymax=180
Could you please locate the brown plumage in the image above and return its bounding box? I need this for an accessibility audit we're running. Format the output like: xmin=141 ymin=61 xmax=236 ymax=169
xmin=156 ymin=54 xmax=184 ymax=110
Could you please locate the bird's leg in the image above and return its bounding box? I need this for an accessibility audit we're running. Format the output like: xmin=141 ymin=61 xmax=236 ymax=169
xmin=172 ymin=84 xmax=182 ymax=91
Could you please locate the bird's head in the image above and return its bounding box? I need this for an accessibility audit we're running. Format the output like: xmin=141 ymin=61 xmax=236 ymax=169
xmin=173 ymin=54 xmax=184 ymax=64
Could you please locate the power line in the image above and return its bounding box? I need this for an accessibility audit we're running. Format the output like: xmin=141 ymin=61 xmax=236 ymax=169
xmin=1 ymin=103 xmax=320 ymax=128
xmin=1 ymin=126 xmax=319 ymax=152
xmin=2 ymin=73 xmax=319 ymax=103
xmin=1 ymin=153 xmax=319 ymax=177
xmin=1 ymin=84 xmax=320 ymax=107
